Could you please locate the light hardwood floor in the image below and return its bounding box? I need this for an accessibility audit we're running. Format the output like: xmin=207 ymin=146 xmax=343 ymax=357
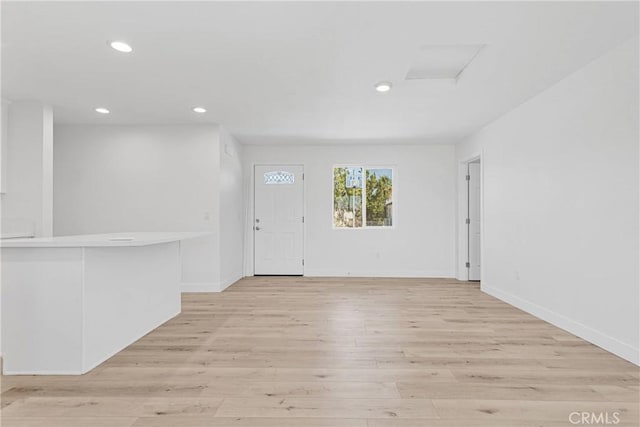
xmin=1 ymin=277 xmax=638 ymax=426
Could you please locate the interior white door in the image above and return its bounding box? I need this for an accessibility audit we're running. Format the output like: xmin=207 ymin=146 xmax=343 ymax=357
xmin=468 ymin=162 xmax=481 ymax=281
xmin=254 ymin=165 xmax=304 ymax=275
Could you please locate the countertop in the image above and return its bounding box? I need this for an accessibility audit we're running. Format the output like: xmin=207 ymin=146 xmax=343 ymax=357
xmin=0 ymin=232 xmax=211 ymax=248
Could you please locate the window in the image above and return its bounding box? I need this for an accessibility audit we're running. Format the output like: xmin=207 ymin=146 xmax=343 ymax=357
xmin=333 ymin=166 xmax=393 ymax=228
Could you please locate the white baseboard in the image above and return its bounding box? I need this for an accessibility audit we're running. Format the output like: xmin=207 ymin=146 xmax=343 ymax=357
xmin=181 ymin=275 xmax=244 ymax=293
xmin=4 ymin=369 xmax=84 ymax=375
xmin=482 ymin=284 xmax=640 ymax=366
xmin=220 ymin=274 xmax=243 ymax=291
xmin=181 ymin=282 xmax=218 ymax=292
xmin=302 ymin=270 xmax=456 ymax=278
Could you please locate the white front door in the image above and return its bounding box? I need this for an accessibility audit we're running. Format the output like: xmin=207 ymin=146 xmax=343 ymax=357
xmin=468 ymin=162 xmax=481 ymax=281
xmin=254 ymin=165 xmax=304 ymax=275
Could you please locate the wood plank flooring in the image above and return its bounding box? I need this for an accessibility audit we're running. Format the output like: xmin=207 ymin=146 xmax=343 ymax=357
xmin=1 ymin=277 xmax=638 ymax=426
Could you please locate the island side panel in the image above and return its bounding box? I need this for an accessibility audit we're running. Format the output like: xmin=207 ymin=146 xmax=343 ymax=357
xmin=1 ymin=247 xmax=84 ymax=374
xmin=82 ymin=241 xmax=181 ymax=372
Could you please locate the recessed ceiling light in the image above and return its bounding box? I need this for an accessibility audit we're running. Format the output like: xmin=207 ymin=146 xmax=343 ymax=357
xmin=374 ymin=81 xmax=392 ymax=93
xmin=109 ymin=41 xmax=133 ymax=53
xmin=95 ymin=107 xmax=110 ymax=114
xmin=192 ymin=107 xmax=207 ymax=113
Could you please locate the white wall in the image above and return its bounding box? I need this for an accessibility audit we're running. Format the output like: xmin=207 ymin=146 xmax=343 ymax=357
xmin=1 ymin=100 xmax=55 ymax=358
xmin=456 ymin=36 xmax=639 ymax=364
xmin=219 ymin=127 xmax=244 ymax=290
xmin=243 ymin=144 xmax=457 ymax=277
xmin=0 ymin=100 xmax=5 ymax=359
xmin=54 ymin=125 xmax=221 ymax=287
xmin=0 ymin=30 xmax=5 ymax=370
xmin=1 ymin=99 xmax=8 ymax=194
xmin=1 ymin=101 xmax=54 ymax=238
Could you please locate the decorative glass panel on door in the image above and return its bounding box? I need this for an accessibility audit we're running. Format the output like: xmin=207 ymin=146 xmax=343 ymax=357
xmin=264 ymin=171 xmax=295 ymax=185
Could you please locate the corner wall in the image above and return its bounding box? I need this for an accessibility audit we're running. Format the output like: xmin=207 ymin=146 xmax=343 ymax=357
xmin=53 ymin=124 xmax=222 ymax=289
xmin=219 ymin=127 xmax=244 ymax=290
xmin=456 ymin=36 xmax=639 ymax=364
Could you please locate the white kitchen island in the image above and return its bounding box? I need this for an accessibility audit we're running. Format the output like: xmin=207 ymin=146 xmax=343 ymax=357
xmin=1 ymin=232 xmax=209 ymax=375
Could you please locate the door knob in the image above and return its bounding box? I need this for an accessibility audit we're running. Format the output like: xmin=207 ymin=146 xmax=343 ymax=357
xmin=255 ymin=226 xmax=261 ymax=231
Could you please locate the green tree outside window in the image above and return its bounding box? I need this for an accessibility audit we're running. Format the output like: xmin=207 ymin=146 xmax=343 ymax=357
xmin=333 ymin=167 xmax=393 ymax=228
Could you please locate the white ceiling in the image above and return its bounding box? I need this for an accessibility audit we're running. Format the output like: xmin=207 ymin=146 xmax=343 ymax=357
xmin=2 ymin=1 xmax=638 ymax=145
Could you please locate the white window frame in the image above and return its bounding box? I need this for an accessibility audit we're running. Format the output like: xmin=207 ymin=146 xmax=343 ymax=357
xmin=332 ymin=165 xmax=395 ymax=230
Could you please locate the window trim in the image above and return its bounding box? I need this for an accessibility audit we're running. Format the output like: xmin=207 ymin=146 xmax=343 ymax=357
xmin=332 ymin=164 xmax=395 ymax=230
